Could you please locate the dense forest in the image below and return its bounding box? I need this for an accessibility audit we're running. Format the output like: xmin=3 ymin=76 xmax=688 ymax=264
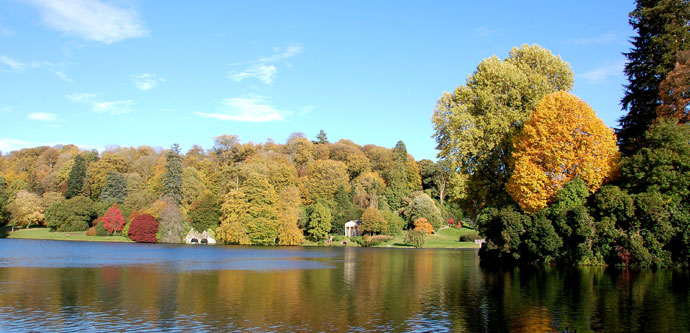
xmin=433 ymin=0 xmax=690 ymax=267
xmin=0 ymin=131 xmax=458 ymax=246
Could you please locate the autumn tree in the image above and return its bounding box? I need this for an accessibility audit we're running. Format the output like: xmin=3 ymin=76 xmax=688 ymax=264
xmin=158 ymin=201 xmax=186 ymax=243
xmin=161 ymin=144 xmax=183 ymax=205
xmin=433 ymin=44 xmax=574 ymax=216
xmin=402 ymin=192 xmax=444 ymax=230
xmin=276 ymin=186 xmax=304 ymax=245
xmin=128 ymin=214 xmax=159 ymax=243
xmin=65 ymin=154 xmax=86 ymax=199
xmin=306 ymin=200 xmax=332 ymax=240
xmin=99 ymin=172 xmax=127 ymax=204
xmin=657 ymin=50 xmax=690 ymax=122
xmin=413 ymin=218 xmax=434 ymax=234
xmin=216 ymin=189 xmax=250 ymax=244
xmin=329 ymin=140 xmax=371 ymax=179
xmin=302 ymin=160 xmax=349 ymax=204
xmin=618 ymin=0 xmax=690 ymax=155
xmin=7 ymin=190 xmax=44 ymax=231
xmin=0 ymin=176 xmax=9 ymax=226
xmin=102 ymin=204 xmax=125 ymax=234
xmin=507 ymin=92 xmax=620 ymax=213
xmin=360 ymin=206 xmax=386 ymax=235
xmin=352 ymin=172 xmax=386 ymax=208
xmin=87 ymin=152 xmax=128 ymax=199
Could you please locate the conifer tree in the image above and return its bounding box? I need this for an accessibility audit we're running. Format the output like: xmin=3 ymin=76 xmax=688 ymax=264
xmin=161 ymin=144 xmax=183 ymax=205
xmin=65 ymin=155 xmax=86 ymax=199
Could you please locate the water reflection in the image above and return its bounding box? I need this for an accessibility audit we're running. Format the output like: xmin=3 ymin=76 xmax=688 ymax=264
xmin=0 ymin=239 xmax=688 ymax=331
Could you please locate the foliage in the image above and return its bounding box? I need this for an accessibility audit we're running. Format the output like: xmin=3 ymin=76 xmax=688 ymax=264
xmin=315 ymin=129 xmax=329 ymax=144
xmin=102 ymin=204 xmax=125 ymax=234
xmin=45 ymin=196 xmax=97 ymax=232
xmin=302 ymin=160 xmax=349 ymax=205
xmin=8 ymin=190 xmax=44 ymax=229
xmin=381 ymin=210 xmax=405 ymax=236
xmin=657 ymin=50 xmax=690 ymax=122
xmin=128 ymin=214 xmax=159 ymax=243
xmin=384 ymin=141 xmax=414 ymax=210
xmin=158 ymin=201 xmax=186 ymax=243
xmin=330 ymin=184 xmax=361 ymax=234
xmin=359 ymin=234 xmax=393 ymax=247
xmin=360 ymin=206 xmax=386 ymax=235
xmin=402 ymin=192 xmax=444 ymax=230
xmin=276 ymin=186 xmax=304 ymax=245
xmin=413 ymin=218 xmax=434 ymax=234
xmin=618 ymin=0 xmax=690 ymax=155
xmin=458 ymin=231 xmax=482 ymax=242
xmin=95 ymin=219 xmax=109 ymax=236
xmin=306 ymin=200 xmax=332 ymax=241
xmin=99 ymin=172 xmax=127 ymax=204
xmin=433 ymin=44 xmax=574 ymax=216
xmin=161 ymin=144 xmax=184 ymax=205
xmin=65 ymin=154 xmax=86 ymax=199
xmin=404 ymin=230 xmax=426 ymax=248
xmin=187 ymin=191 xmax=221 ymax=232
xmin=507 ymin=92 xmax=620 ymax=213
xmin=477 ymin=206 xmax=529 ymax=261
xmin=352 ymin=171 xmax=386 ymax=208
xmin=0 ymin=176 xmax=9 ymax=226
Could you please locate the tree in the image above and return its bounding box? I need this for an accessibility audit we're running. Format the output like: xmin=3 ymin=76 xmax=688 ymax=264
xmin=433 ymin=44 xmax=574 ymax=216
xmin=507 ymin=92 xmax=620 ymax=213
xmin=0 ymin=176 xmax=9 ymax=226
xmin=618 ymin=0 xmax=690 ymax=155
xmin=216 ymin=189 xmax=250 ymax=245
xmin=413 ymin=217 xmax=434 ymax=234
xmin=45 ymin=196 xmax=97 ymax=232
xmin=657 ymin=51 xmax=690 ymax=122
xmin=402 ymin=192 xmax=444 ymax=230
xmin=306 ymin=200 xmax=332 ymax=240
xmin=99 ymin=172 xmax=127 ymax=204
xmin=158 ymin=201 xmax=185 ymax=243
xmin=384 ymin=141 xmax=413 ymax=210
xmin=360 ymin=206 xmax=386 ymax=235
xmin=65 ymin=154 xmax=86 ymax=199
xmin=315 ymin=129 xmax=329 ymax=144
xmin=352 ymin=172 xmax=386 ymax=208
xmin=276 ymin=186 xmax=304 ymax=245
xmin=187 ymin=191 xmax=221 ymax=232
xmin=87 ymin=153 xmax=128 ymax=199
xmin=102 ymin=204 xmax=125 ymax=234
xmin=7 ymin=190 xmax=44 ymax=231
xmin=302 ymin=160 xmax=349 ymax=204
xmin=404 ymin=230 xmax=426 ymax=248
xmin=329 ymin=140 xmax=371 ymax=179
xmin=331 ymin=184 xmax=362 ymax=234
xmin=161 ymin=144 xmax=183 ymax=205
xmin=128 ymin=214 xmax=159 ymax=243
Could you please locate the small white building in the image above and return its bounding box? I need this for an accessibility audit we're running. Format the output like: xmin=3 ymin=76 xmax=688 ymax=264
xmin=344 ymin=220 xmax=361 ymax=237
xmin=184 ymin=228 xmax=217 ymax=245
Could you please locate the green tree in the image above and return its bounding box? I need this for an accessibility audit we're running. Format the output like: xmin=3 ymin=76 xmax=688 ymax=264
xmin=360 ymin=206 xmax=386 ymax=235
xmin=0 ymin=176 xmax=9 ymax=226
xmin=384 ymin=141 xmax=412 ymax=210
xmin=65 ymin=154 xmax=86 ymax=199
xmin=306 ymin=200 xmax=332 ymax=240
xmin=618 ymin=0 xmax=690 ymax=155
xmin=45 ymin=196 xmax=97 ymax=232
xmin=433 ymin=44 xmax=574 ymax=216
xmin=315 ymin=129 xmax=329 ymax=144
xmin=330 ymin=184 xmax=362 ymax=234
xmin=187 ymin=191 xmax=221 ymax=232
xmin=161 ymin=144 xmax=183 ymax=205
xmin=99 ymin=172 xmax=127 ymax=204
xmin=402 ymin=192 xmax=444 ymax=230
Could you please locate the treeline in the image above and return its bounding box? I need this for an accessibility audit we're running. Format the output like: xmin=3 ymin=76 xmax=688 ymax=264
xmin=0 ymin=132 xmax=460 ymax=245
xmin=432 ymin=0 xmax=690 ymax=267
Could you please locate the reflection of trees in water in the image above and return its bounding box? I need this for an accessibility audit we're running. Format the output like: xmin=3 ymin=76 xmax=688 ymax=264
xmin=0 ymin=252 xmax=688 ymax=331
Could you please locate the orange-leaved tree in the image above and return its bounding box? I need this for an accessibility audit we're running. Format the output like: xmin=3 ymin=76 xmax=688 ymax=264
xmin=507 ymin=91 xmax=619 ymax=213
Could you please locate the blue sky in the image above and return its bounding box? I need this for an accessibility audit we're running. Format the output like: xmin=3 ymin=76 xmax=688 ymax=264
xmin=0 ymin=0 xmax=634 ymax=160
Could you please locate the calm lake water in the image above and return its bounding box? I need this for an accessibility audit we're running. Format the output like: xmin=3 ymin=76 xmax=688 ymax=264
xmin=0 ymin=239 xmax=688 ymax=332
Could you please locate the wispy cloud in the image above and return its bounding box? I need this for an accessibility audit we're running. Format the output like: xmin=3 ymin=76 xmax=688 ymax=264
xmin=55 ymin=71 xmax=73 ymax=82
xmin=0 ymin=106 xmax=12 ymax=113
xmin=27 ymin=112 xmax=58 ymax=122
xmin=228 ymin=64 xmax=277 ymax=84
xmin=0 ymin=55 xmax=26 ymax=71
xmin=66 ymin=92 xmax=134 ymax=115
xmin=25 ymin=0 xmax=148 ymax=44
xmin=132 ymin=73 xmax=164 ymax=91
xmin=566 ymin=32 xmax=621 ymax=45
xmin=0 ymin=27 xmax=14 ymax=36
xmin=579 ymin=61 xmax=626 ymax=84
xmin=228 ymin=44 xmax=302 ymax=85
xmin=194 ymin=95 xmax=291 ymax=122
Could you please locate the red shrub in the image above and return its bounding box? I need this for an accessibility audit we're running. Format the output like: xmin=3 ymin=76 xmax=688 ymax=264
xmin=103 ymin=204 xmax=125 ymax=234
xmin=128 ymin=214 xmax=159 ymax=243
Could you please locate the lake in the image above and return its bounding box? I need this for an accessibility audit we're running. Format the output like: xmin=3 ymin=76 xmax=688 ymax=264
xmin=0 ymin=239 xmax=688 ymax=332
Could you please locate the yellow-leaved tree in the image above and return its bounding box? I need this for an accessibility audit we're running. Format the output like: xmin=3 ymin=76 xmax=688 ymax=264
xmin=507 ymin=91 xmax=620 ymax=213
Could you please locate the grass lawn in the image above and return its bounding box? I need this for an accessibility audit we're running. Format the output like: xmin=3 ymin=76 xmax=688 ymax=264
xmin=3 ymin=227 xmax=131 ymax=242
xmin=375 ymin=227 xmax=480 ymax=249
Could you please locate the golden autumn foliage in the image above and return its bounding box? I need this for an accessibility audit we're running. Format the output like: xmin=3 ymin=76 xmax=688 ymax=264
xmin=507 ymin=91 xmax=620 ymax=213
xmin=413 ymin=218 xmax=434 ymax=234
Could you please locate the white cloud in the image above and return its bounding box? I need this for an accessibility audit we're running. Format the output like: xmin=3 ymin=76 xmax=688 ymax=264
xmin=27 ymin=112 xmax=57 ymax=122
xmin=92 ymin=100 xmax=134 ymax=115
xmin=55 ymin=71 xmax=73 ymax=82
xmin=228 ymin=64 xmax=277 ymax=84
xmin=132 ymin=73 xmax=164 ymax=91
xmin=566 ymin=32 xmax=619 ymax=45
xmin=194 ymin=95 xmax=291 ymax=122
xmin=228 ymin=44 xmax=302 ymax=85
xmin=579 ymin=61 xmax=626 ymax=84
xmin=65 ymin=92 xmax=133 ymax=115
xmin=26 ymin=0 xmax=148 ymax=44
xmin=0 ymin=55 xmax=26 ymax=71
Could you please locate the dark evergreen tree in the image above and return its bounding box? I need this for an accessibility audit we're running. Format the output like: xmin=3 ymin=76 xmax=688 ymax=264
xmin=0 ymin=176 xmax=9 ymax=226
xmin=330 ymin=184 xmax=361 ymax=234
xmin=99 ymin=172 xmax=127 ymax=204
xmin=187 ymin=191 xmax=221 ymax=232
xmin=617 ymin=0 xmax=690 ymax=155
xmin=65 ymin=155 xmax=86 ymax=199
xmin=161 ymin=144 xmax=183 ymax=205
xmin=315 ymin=129 xmax=329 ymax=144
xmin=384 ymin=140 xmax=412 ymax=210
